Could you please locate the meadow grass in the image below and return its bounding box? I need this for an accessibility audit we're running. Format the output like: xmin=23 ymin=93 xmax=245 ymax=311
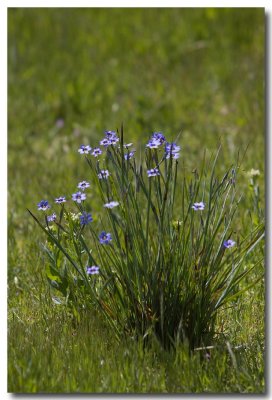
xmin=8 ymin=8 xmax=265 ymax=393
xmin=8 ymin=303 xmax=264 ymax=393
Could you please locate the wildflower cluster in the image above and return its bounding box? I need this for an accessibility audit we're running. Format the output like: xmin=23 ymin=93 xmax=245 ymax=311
xmin=30 ymin=126 xmax=264 ymax=350
xmin=34 ymin=130 xmax=132 ymax=280
xmin=78 ymin=144 xmax=103 ymax=157
xmin=100 ymin=130 xmax=119 ymax=146
xmin=146 ymin=132 xmax=181 ymax=160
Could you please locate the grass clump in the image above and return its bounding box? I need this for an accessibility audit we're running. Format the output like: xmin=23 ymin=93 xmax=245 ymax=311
xmin=28 ymin=126 xmax=264 ymax=351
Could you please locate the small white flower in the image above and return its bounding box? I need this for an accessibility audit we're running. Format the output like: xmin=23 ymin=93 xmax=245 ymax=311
xmin=247 ymin=168 xmax=260 ymax=178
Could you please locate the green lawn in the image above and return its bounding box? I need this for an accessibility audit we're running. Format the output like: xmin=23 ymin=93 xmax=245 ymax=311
xmin=8 ymin=8 xmax=265 ymax=393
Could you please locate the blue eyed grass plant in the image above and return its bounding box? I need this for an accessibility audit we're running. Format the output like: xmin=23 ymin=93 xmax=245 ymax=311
xmin=28 ymin=126 xmax=264 ymax=350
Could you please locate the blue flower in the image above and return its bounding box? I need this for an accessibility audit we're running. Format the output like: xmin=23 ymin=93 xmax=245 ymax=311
xmin=105 ymin=131 xmax=119 ymax=144
xmin=55 ymin=196 xmax=66 ymax=204
xmin=47 ymin=213 xmax=57 ymax=222
xmin=99 ymin=231 xmax=112 ymax=244
xmin=192 ymin=202 xmax=205 ymax=211
xmin=146 ymin=139 xmax=161 ymax=149
xmin=92 ymin=147 xmax=103 ymax=157
xmin=147 ymin=168 xmax=160 ymax=177
xmin=87 ymin=266 xmax=100 ymax=275
xmin=146 ymin=132 xmax=166 ymax=149
xmin=124 ymin=151 xmax=135 ymax=160
xmin=223 ymin=239 xmax=236 ymax=249
xmin=109 ymin=137 xmax=119 ymax=145
xmin=105 ymin=130 xmax=117 ymax=138
xmin=100 ymin=131 xmax=119 ymax=146
xmin=77 ymin=181 xmax=90 ymax=190
xmin=72 ymin=192 xmax=86 ymax=203
xmin=98 ymin=170 xmax=110 ymax=180
xmin=165 ymin=142 xmax=180 ymax=153
xmin=104 ymin=201 xmax=119 ymax=209
xmin=79 ymin=212 xmax=93 ymax=225
xmin=152 ymin=132 xmax=166 ymax=144
xmin=166 ymin=152 xmax=180 ymax=160
xmin=37 ymin=200 xmax=50 ymax=211
xmin=78 ymin=145 xmax=92 ymax=154
xmin=165 ymin=142 xmax=181 ymax=159
xmin=100 ymin=138 xmax=110 ymax=147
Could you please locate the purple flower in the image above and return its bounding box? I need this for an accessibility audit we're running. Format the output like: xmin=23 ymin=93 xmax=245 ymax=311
xmin=37 ymin=200 xmax=50 ymax=211
xmin=124 ymin=151 xmax=135 ymax=160
xmin=165 ymin=142 xmax=181 ymax=154
xmin=123 ymin=143 xmax=133 ymax=148
xmin=109 ymin=137 xmax=119 ymax=145
xmin=101 ymin=131 xmax=119 ymax=146
xmin=79 ymin=212 xmax=93 ymax=225
xmin=72 ymin=192 xmax=86 ymax=203
xmin=55 ymin=196 xmax=66 ymax=204
xmin=223 ymin=239 xmax=236 ymax=249
xmin=105 ymin=130 xmax=118 ymax=139
xmin=166 ymin=151 xmax=180 ymax=160
xmin=77 ymin=181 xmax=90 ymax=191
xmin=92 ymin=147 xmax=103 ymax=157
xmin=100 ymin=138 xmax=110 ymax=147
xmin=147 ymin=168 xmax=160 ymax=177
xmin=152 ymin=132 xmax=166 ymax=144
xmin=146 ymin=132 xmax=166 ymax=149
xmin=146 ymin=139 xmax=161 ymax=149
xmin=78 ymin=145 xmax=92 ymax=154
xmin=104 ymin=201 xmax=119 ymax=209
xmin=47 ymin=212 xmax=57 ymax=222
xmin=192 ymin=202 xmax=205 ymax=211
xmin=99 ymin=231 xmax=112 ymax=244
xmin=165 ymin=142 xmax=181 ymax=159
xmin=87 ymin=266 xmax=100 ymax=275
xmin=98 ymin=170 xmax=110 ymax=180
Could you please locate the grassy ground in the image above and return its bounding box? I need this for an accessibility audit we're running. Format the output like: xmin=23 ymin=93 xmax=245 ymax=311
xmin=8 ymin=8 xmax=265 ymax=393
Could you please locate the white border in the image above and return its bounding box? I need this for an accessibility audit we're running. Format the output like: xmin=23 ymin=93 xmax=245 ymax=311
xmin=1 ymin=4 xmax=7 ymax=399
xmin=2 ymin=2 xmax=271 ymax=399
xmin=1 ymin=1 xmax=272 ymax=6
